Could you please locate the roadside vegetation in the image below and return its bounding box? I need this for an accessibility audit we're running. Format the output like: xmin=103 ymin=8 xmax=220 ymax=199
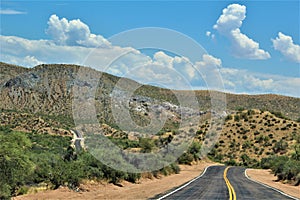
xmin=0 ymin=125 xmax=205 ymax=199
xmin=260 ymin=145 xmax=300 ymax=186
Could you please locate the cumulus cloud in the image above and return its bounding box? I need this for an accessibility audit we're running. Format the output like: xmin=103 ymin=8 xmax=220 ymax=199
xmin=153 ymin=51 xmax=174 ymax=68
xmin=0 ymin=33 xmax=201 ymax=89
xmin=272 ymin=32 xmax=300 ymax=63
xmin=193 ymin=54 xmax=223 ymax=90
xmin=1 ymin=33 xmax=299 ymax=97
xmin=153 ymin=51 xmax=195 ymax=79
xmin=0 ymin=9 xmax=26 ymax=15
xmin=1 ymin=54 xmax=42 ymax=67
xmin=111 ymin=51 xmax=198 ymax=89
xmin=1 ymin=14 xmax=299 ymax=97
xmin=196 ymin=54 xmax=222 ymax=67
xmin=219 ymin=68 xmax=300 ymax=97
xmin=0 ymin=35 xmax=129 ymax=68
xmin=213 ymin=4 xmax=270 ymax=60
xmin=46 ymin=14 xmax=110 ymax=47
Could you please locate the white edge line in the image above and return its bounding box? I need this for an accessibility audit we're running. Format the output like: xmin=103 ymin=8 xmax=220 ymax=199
xmin=157 ymin=165 xmax=212 ymax=200
xmin=245 ymin=169 xmax=299 ymax=200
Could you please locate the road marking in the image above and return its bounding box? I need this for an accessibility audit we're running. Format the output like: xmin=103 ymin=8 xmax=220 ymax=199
xmin=245 ymin=169 xmax=299 ymax=200
xmin=224 ymin=167 xmax=237 ymax=200
xmin=157 ymin=165 xmax=211 ymax=200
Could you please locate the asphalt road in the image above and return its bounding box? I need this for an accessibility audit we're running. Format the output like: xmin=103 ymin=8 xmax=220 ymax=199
xmin=158 ymin=166 xmax=296 ymax=200
xmin=71 ymin=129 xmax=84 ymax=151
xmin=227 ymin=167 xmax=293 ymax=200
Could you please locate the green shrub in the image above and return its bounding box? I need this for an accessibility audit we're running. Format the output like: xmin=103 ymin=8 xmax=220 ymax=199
xmin=271 ymin=111 xmax=288 ymax=119
xmin=225 ymin=115 xmax=233 ymax=121
xmin=139 ymin=138 xmax=155 ymax=153
xmin=178 ymin=152 xmax=194 ymax=165
xmin=170 ymin=163 xmax=180 ymax=174
xmin=240 ymin=154 xmax=250 ymax=166
xmin=273 ymin=139 xmax=288 ymax=154
xmin=0 ymin=131 xmax=34 ymax=197
xmin=188 ymin=142 xmax=201 ymax=161
xmin=234 ymin=115 xmax=240 ymax=122
xmin=226 ymin=159 xmax=237 ymax=166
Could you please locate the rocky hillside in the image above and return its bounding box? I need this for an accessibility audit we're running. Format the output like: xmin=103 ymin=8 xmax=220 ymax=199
xmin=0 ymin=62 xmax=29 ymax=84
xmin=1 ymin=62 xmax=299 ymax=122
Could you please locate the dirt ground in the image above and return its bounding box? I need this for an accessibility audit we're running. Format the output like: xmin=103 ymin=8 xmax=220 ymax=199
xmin=246 ymin=168 xmax=300 ymax=199
xmin=15 ymin=164 xmax=300 ymax=200
xmin=14 ymin=160 xmax=215 ymax=200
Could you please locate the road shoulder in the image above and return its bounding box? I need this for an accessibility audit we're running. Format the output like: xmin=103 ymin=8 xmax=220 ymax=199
xmin=246 ymin=168 xmax=300 ymax=199
xmin=14 ymin=160 xmax=217 ymax=200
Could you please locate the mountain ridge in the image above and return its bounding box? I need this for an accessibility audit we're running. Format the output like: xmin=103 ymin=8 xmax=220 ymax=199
xmin=0 ymin=62 xmax=299 ymax=121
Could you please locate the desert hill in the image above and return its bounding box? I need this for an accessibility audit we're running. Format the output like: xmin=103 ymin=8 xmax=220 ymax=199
xmin=1 ymin=62 xmax=299 ymax=121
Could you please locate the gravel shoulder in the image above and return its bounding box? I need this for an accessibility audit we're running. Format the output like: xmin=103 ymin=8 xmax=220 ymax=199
xmin=246 ymin=168 xmax=300 ymax=199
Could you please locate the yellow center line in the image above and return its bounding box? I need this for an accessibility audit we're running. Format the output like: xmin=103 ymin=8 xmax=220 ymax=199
xmin=224 ymin=167 xmax=237 ymax=200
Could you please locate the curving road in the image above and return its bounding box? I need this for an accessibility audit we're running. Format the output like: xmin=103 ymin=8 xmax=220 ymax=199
xmin=156 ymin=166 xmax=297 ymax=200
xmin=228 ymin=167 xmax=295 ymax=200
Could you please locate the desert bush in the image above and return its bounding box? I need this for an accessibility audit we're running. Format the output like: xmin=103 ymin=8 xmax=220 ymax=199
xmin=225 ymin=115 xmax=233 ymax=121
xmin=178 ymin=152 xmax=194 ymax=165
xmin=273 ymin=139 xmax=288 ymax=154
xmin=271 ymin=111 xmax=288 ymax=120
xmin=226 ymin=159 xmax=237 ymax=166
xmin=262 ymin=155 xmax=300 ymax=185
xmin=254 ymin=131 xmax=260 ymax=136
xmin=234 ymin=114 xmax=240 ymax=122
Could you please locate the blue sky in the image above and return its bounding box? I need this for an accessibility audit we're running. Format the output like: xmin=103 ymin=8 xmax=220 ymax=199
xmin=0 ymin=1 xmax=299 ymax=97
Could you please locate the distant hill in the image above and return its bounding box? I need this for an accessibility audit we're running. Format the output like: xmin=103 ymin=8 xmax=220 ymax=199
xmin=0 ymin=62 xmax=299 ymax=122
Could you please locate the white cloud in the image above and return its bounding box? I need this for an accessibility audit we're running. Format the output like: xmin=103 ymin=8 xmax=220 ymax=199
xmin=112 ymin=51 xmax=198 ymax=89
xmin=1 ymin=33 xmax=299 ymax=97
xmin=46 ymin=14 xmax=110 ymax=48
xmin=0 ymin=9 xmax=26 ymax=15
xmin=22 ymin=56 xmax=42 ymax=66
xmin=206 ymin=31 xmax=211 ymax=37
xmin=153 ymin=51 xmax=174 ymax=68
xmin=206 ymin=31 xmax=215 ymax=40
xmin=1 ymin=54 xmax=42 ymax=67
xmin=1 ymin=14 xmax=299 ymax=97
xmin=219 ymin=68 xmax=300 ymax=97
xmin=193 ymin=54 xmax=223 ymax=91
xmin=0 ymin=35 xmax=130 ymax=68
xmin=213 ymin=4 xmax=270 ymax=60
xmin=272 ymin=32 xmax=300 ymax=63
xmin=197 ymin=54 xmax=222 ymax=67
xmin=0 ymin=33 xmax=199 ymax=89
